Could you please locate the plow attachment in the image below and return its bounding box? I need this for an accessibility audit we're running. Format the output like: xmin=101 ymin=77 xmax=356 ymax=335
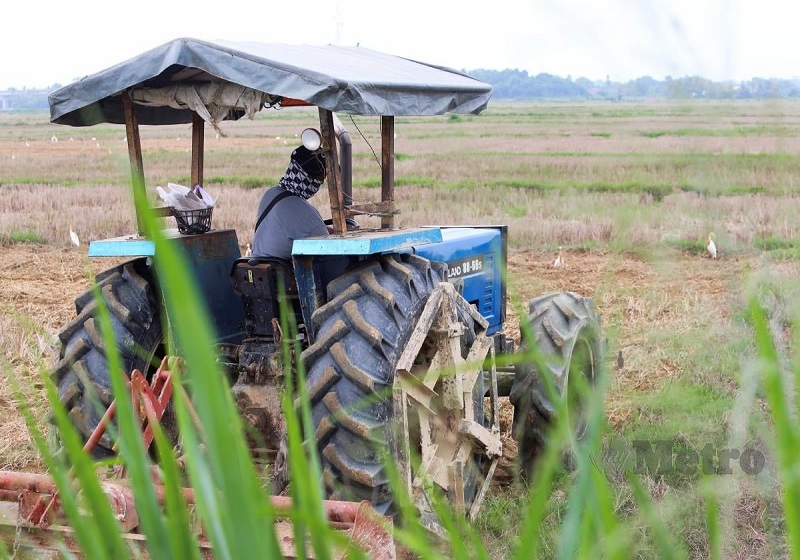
xmin=0 ymin=471 xmax=394 ymax=559
xmin=0 ymin=357 xmax=395 ymax=559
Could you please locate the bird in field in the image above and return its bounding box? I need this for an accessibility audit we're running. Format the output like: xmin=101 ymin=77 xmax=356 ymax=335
xmin=553 ymin=246 xmax=565 ymax=269
xmin=706 ymin=233 xmax=717 ymax=259
xmin=245 ymin=243 xmax=252 ymax=257
xmin=69 ymin=227 xmax=80 ymax=247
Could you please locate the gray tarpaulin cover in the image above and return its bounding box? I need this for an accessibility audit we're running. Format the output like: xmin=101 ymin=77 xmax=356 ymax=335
xmin=49 ymin=37 xmax=493 ymax=128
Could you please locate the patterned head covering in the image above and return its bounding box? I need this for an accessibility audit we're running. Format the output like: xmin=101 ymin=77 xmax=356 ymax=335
xmin=278 ymin=146 xmax=325 ymax=199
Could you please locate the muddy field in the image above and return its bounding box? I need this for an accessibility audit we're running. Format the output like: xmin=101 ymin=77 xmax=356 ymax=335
xmin=0 ymin=241 xmax=771 ymax=472
xmin=2 ymin=207 xmax=798 ymax=560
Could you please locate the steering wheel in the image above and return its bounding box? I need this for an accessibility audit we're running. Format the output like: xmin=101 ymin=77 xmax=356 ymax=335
xmin=324 ymin=217 xmax=360 ymax=231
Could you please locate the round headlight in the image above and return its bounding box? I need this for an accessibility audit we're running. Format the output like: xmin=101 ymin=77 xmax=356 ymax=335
xmin=301 ymin=128 xmax=322 ymax=151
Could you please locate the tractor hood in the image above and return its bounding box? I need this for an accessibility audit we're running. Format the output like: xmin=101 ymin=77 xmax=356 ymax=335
xmin=49 ymin=37 xmax=493 ymax=127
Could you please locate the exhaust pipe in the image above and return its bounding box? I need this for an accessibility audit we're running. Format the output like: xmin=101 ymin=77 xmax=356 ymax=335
xmin=332 ymin=114 xmax=352 ymax=205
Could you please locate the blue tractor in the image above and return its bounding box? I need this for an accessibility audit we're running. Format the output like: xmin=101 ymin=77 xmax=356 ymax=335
xmin=48 ymin=38 xmax=603 ymax=524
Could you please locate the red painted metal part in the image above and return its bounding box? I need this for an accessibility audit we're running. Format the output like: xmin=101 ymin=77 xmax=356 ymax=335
xmin=0 ymin=470 xmax=395 ymax=559
xmin=17 ymin=358 xmax=175 ymax=528
xmin=0 ymin=357 xmax=397 ymax=559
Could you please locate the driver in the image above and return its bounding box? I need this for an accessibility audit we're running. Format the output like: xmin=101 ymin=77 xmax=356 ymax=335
xmin=252 ymin=146 xmax=329 ymax=260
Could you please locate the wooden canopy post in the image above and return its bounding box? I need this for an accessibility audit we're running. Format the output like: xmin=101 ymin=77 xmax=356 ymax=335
xmin=320 ymin=108 xmax=347 ymax=235
xmin=381 ymin=116 xmax=395 ymax=230
xmin=191 ymin=112 xmax=204 ymax=187
xmin=122 ymin=93 xmax=147 ymax=236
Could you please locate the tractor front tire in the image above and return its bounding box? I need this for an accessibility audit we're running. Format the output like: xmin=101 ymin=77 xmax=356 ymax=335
xmin=509 ymin=291 xmax=603 ymax=479
xmin=50 ymin=259 xmax=164 ymax=458
xmin=302 ymin=254 xmax=487 ymax=517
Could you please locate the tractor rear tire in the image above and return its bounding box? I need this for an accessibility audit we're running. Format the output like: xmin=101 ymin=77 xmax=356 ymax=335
xmin=302 ymin=254 xmax=485 ymax=517
xmin=509 ymin=291 xmax=603 ymax=480
xmin=50 ymin=258 xmax=164 ymax=458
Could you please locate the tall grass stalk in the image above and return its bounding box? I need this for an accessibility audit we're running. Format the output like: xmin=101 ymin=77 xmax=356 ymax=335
xmin=13 ymin=332 xmax=130 ymax=559
xmin=702 ymin=478 xmax=721 ymax=560
xmin=134 ymin=194 xmax=285 ymax=559
xmin=749 ymin=296 xmax=800 ymax=557
xmin=278 ymin=279 xmax=344 ymax=560
xmin=90 ymin=261 xmax=175 ymax=558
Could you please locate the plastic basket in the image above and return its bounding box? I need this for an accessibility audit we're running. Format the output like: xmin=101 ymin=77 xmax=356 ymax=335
xmin=172 ymin=207 xmax=213 ymax=235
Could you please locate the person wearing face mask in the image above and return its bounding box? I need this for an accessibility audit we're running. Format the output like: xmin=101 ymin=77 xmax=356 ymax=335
xmin=252 ymin=145 xmax=328 ymax=260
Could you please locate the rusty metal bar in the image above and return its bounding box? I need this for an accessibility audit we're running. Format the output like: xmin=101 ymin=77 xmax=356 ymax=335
xmin=84 ymin=400 xmax=117 ymax=452
xmin=2 ymin=450 xmax=395 ymax=554
xmin=319 ymin=108 xmax=347 ymax=235
xmin=380 ymin=116 xmax=395 ymax=230
xmin=269 ymin=496 xmax=364 ymax=523
xmin=469 ymin=457 xmax=498 ymax=523
xmin=130 ymin=367 xmax=172 ymax=450
xmin=123 ymin=93 xmax=147 ymax=235
xmin=1 ymin=471 xmax=380 ymax=526
xmin=191 ymin=112 xmax=204 ymax=188
xmin=0 ymin=471 xmax=59 ymax=495
xmin=0 ymin=471 xmax=58 ymax=494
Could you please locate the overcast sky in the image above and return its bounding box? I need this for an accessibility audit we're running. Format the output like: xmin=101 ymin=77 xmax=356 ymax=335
xmin=1 ymin=0 xmax=797 ymax=90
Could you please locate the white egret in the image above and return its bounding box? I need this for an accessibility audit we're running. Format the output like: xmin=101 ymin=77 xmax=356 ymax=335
xmin=553 ymin=246 xmax=565 ymax=269
xmin=707 ymin=233 xmax=717 ymax=259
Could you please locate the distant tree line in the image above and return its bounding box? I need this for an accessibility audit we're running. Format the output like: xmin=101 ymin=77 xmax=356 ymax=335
xmin=467 ymin=69 xmax=800 ymax=100
xmin=3 ymin=71 xmax=800 ymax=111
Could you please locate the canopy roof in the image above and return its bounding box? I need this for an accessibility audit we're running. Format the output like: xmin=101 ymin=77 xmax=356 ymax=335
xmin=49 ymin=37 xmax=493 ymax=127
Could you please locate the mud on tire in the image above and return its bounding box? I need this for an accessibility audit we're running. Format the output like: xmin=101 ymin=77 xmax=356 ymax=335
xmin=301 ymin=253 xmax=482 ymax=515
xmin=50 ymin=258 xmax=164 ymax=458
xmin=509 ymin=291 xmax=603 ymax=479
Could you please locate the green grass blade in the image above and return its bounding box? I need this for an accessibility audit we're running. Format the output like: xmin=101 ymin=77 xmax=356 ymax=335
xmin=150 ymin=402 xmax=202 ymax=560
xmin=1 ymin=309 xmax=128 ymax=559
xmin=280 ymin=289 xmax=338 ymax=560
xmin=748 ymin=295 xmax=800 ymax=557
xmin=513 ymin=436 xmax=561 ymax=559
xmin=38 ymin=366 xmax=128 ymax=559
xmin=135 ymin=197 xmax=283 ymax=560
xmin=702 ymin=479 xmax=721 ymax=560
xmin=88 ymin=277 xmax=171 ymax=558
xmin=380 ymin=447 xmax=435 ymax=556
xmin=626 ymin=473 xmax=682 ymax=560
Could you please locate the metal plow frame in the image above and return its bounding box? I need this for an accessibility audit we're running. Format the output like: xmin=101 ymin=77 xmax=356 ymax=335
xmin=0 ymin=472 xmax=394 ymax=559
xmin=392 ymin=282 xmax=502 ymax=533
xmin=0 ymin=359 xmax=395 ymax=559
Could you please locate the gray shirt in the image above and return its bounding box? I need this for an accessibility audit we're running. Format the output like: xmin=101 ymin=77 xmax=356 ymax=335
xmin=252 ymin=186 xmax=328 ymax=260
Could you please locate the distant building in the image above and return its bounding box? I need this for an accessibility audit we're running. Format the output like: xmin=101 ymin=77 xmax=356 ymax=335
xmin=0 ymin=89 xmax=53 ymax=111
xmin=0 ymin=91 xmax=12 ymax=110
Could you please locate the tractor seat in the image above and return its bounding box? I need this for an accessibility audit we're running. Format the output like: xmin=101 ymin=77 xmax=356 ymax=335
xmin=230 ymin=257 xmax=302 ymax=339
